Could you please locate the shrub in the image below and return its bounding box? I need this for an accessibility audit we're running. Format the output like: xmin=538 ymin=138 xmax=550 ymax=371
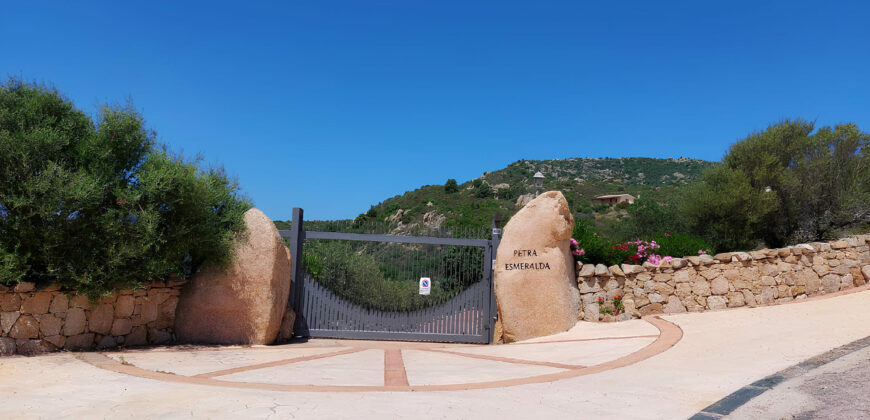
xmin=591 ymin=202 xmax=611 ymax=213
xmin=653 ymin=233 xmax=714 ymax=259
xmin=0 ymin=80 xmax=251 ymax=297
xmin=571 ymin=219 xmax=631 ymax=266
xmin=571 ymin=219 xmax=714 ymax=266
xmin=616 ymin=197 xmax=686 ymax=240
xmin=444 ymin=179 xmax=459 ymax=193
xmin=0 ymin=246 xmax=26 ymax=284
xmin=474 ymin=182 xmax=493 ymax=198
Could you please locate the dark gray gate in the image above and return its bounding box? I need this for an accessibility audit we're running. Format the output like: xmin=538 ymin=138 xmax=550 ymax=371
xmin=279 ymin=208 xmax=500 ymax=344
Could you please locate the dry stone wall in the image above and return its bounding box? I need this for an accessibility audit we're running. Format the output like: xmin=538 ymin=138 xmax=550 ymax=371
xmin=577 ymin=235 xmax=870 ymax=322
xmin=0 ymin=278 xmax=185 ymax=356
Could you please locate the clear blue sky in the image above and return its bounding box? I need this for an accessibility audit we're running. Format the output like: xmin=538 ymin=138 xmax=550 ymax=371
xmin=2 ymin=1 xmax=869 ymax=220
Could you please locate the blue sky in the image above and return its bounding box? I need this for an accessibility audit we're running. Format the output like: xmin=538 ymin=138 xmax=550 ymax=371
xmin=2 ymin=1 xmax=869 ymax=220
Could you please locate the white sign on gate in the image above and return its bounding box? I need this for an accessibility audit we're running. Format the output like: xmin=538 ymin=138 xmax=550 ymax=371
xmin=419 ymin=277 xmax=431 ymax=295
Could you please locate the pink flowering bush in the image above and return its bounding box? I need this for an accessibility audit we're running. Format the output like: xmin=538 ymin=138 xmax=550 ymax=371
xmin=571 ymin=220 xmax=714 ymax=266
xmin=569 ymin=238 xmax=585 ymax=259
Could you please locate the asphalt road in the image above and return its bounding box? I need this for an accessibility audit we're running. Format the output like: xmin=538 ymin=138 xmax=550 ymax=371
xmin=727 ymin=343 xmax=870 ymax=419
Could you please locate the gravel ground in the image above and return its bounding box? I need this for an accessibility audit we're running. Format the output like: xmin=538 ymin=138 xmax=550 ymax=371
xmin=727 ymin=344 xmax=870 ymax=419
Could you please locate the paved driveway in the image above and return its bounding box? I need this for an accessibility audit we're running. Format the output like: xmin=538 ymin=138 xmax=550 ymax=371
xmin=2 ymin=286 xmax=869 ymax=419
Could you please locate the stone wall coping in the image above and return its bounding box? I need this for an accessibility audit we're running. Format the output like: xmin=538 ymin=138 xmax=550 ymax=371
xmin=576 ymin=234 xmax=870 ymax=322
xmin=576 ymin=235 xmax=870 ymax=278
xmin=1 ymin=280 xmax=185 ymax=356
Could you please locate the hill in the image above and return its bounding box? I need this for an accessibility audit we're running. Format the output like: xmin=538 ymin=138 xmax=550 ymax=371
xmin=276 ymin=157 xmax=715 ymax=237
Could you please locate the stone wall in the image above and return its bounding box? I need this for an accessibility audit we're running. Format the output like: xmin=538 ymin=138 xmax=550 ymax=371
xmin=0 ymin=279 xmax=185 ymax=356
xmin=577 ymin=235 xmax=870 ymax=322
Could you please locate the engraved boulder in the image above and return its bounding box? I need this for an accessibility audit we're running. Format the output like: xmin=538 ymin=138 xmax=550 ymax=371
xmin=494 ymin=191 xmax=580 ymax=343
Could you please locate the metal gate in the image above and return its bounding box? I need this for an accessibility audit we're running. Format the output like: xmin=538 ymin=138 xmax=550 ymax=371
xmin=279 ymin=208 xmax=500 ymax=344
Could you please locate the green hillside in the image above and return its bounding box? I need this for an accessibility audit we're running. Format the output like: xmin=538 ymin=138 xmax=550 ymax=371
xmin=276 ymin=157 xmax=715 ymax=237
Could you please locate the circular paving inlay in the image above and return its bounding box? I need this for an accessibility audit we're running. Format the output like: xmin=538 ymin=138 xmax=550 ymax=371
xmin=80 ymin=316 xmax=682 ymax=392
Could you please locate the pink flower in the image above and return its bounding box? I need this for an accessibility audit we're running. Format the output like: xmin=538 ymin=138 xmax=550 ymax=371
xmin=570 ymin=238 xmax=579 ymax=247
xmin=664 ymin=256 xmax=673 ymax=262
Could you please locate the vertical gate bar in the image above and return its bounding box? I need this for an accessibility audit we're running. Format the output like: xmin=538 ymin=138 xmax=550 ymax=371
xmin=304 ymin=276 xmax=318 ymax=329
xmin=486 ymin=216 xmax=501 ymax=344
xmin=308 ymin=267 xmax=316 ymax=331
xmin=480 ymin=279 xmax=486 ymax=336
xmin=478 ymin=281 xmax=484 ymax=336
xmin=352 ymin=295 xmax=360 ymax=331
xmin=340 ymin=293 xmax=348 ymax=330
xmin=481 ymin=243 xmax=492 ymax=338
xmin=289 ymin=208 xmax=309 ymax=337
xmin=316 ymin=279 xmax=325 ymax=331
xmin=303 ymin=275 xmax=313 ymax=330
xmin=310 ymin=277 xmax=317 ymax=331
xmin=463 ymin=277 xmax=470 ymax=335
xmin=308 ymin=278 xmax=316 ymax=331
xmin=452 ymin=281 xmax=458 ymax=334
xmin=328 ymin=282 xmax=337 ymax=330
xmin=337 ymin=282 xmax=345 ymax=330
xmin=472 ymin=277 xmax=479 ymax=337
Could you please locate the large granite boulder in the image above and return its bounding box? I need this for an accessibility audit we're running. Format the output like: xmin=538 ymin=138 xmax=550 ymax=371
xmin=494 ymin=191 xmax=580 ymax=343
xmin=174 ymin=208 xmax=292 ymax=344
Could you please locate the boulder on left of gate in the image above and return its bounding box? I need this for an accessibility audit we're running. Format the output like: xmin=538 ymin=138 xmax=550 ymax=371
xmin=174 ymin=208 xmax=293 ymax=345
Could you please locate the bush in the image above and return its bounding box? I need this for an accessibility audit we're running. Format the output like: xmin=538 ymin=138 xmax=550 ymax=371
xmin=444 ymin=179 xmax=459 ymax=193
xmin=0 ymin=246 xmax=26 ymax=284
xmin=571 ymin=219 xmax=714 ymax=266
xmin=444 ymin=178 xmax=459 ymax=194
xmin=571 ymin=219 xmax=630 ymax=266
xmin=615 ymin=197 xmax=686 ymax=240
xmin=474 ymin=182 xmax=493 ymax=198
xmin=592 ymin=203 xmax=611 ymax=213
xmin=0 ymin=80 xmax=251 ymax=297
xmin=652 ymin=233 xmax=714 ymax=258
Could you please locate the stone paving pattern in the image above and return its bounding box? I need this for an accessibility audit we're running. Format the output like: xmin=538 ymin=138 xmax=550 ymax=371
xmin=83 ymin=317 xmax=671 ymax=391
xmin=2 ymin=286 xmax=870 ymax=418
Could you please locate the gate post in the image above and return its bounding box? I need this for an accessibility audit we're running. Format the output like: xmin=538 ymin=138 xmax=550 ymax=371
xmin=487 ymin=215 xmax=502 ymax=343
xmin=289 ymin=207 xmax=310 ymax=337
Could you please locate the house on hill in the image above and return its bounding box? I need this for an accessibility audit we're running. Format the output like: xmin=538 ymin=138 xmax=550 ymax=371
xmin=594 ymin=194 xmax=636 ymax=205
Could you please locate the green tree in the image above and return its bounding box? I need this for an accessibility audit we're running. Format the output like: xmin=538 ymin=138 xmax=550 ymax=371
xmin=721 ymin=119 xmax=813 ymax=246
xmin=792 ymin=124 xmax=870 ymax=240
xmin=444 ymin=178 xmax=459 ymax=193
xmin=0 ymin=80 xmax=251 ymax=296
xmin=682 ymin=165 xmax=779 ymax=251
xmin=696 ymin=119 xmax=870 ymax=248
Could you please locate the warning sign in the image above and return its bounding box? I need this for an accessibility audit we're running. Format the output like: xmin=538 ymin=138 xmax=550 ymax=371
xmin=419 ymin=277 xmax=431 ymax=295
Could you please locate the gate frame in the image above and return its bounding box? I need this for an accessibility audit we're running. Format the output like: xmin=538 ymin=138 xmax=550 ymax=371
xmin=282 ymin=207 xmax=500 ymax=344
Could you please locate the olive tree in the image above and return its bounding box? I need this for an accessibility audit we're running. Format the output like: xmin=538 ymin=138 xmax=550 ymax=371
xmin=683 ymin=119 xmax=869 ymax=250
xmin=0 ymin=80 xmax=251 ymax=296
